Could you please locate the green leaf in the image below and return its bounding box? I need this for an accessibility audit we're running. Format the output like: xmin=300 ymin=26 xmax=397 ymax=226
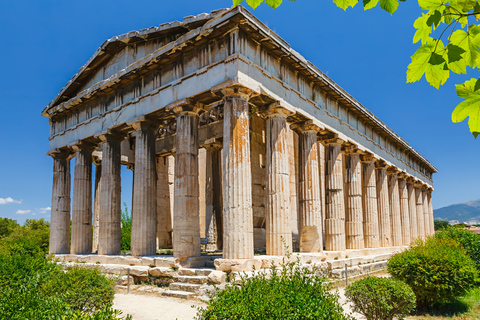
xmin=452 ymin=92 xmax=480 ymax=137
xmin=363 ymin=0 xmax=379 ymax=10
xmin=379 ymin=0 xmax=399 ymax=13
xmin=333 ymin=0 xmax=359 ymax=10
xmin=407 ymin=41 xmax=449 ymax=88
xmin=418 ymin=0 xmax=444 ymax=10
xmin=413 ymin=13 xmax=432 ymax=44
xmin=449 ymin=27 xmax=480 ymax=68
xmin=233 ymin=0 xmax=244 ymax=5
xmin=429 ymin=52 xmax=445 ymax=64
xmin=455 ymin=78 xmax=478 ymax=98
xmin=265 ymin=0 xmax=283 ymax=8
xmin=246 ymin=0 xmax=264 ymax=9
xmin=426 ymin=10 xmax=442 ymax=28
xmin=446 ymin=44 xmax=467 ymax=74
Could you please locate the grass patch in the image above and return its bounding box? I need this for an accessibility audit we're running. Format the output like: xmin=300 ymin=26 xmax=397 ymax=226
xmin=410 ymin=287 xmax=480 ymax=319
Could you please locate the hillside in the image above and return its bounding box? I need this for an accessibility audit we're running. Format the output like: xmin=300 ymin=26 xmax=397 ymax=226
xmin=434 ymin=199 xmax=480 ymax=223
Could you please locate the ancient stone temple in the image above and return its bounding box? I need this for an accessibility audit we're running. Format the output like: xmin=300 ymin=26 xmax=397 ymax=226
xmin=43 ymin=6 xmax=436 ymax=266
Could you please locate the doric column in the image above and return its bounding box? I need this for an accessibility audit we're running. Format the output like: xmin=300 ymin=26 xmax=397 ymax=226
xmin=222 ymin=87 xmax=254 ymax=259
xmin=398 ymin=174 xmax=411 ymax=246
xmin=422 ymin=187 xmax=430 ymax=237
xmin=406 ymin=177 xmax=417 ymax=241
xmin=344 ymin=148 xmax=364 ymax=250
xmin=427 ymin=189 xmax=434 ymax=236
xmin=388 ymin=169 xmax=402 ymax=247
xmin=293 ymin=121 xmax=322 ymax=253
xmin=265 ymin=103 xmax=293 ymax=256
xmin=97 ymin=132 xmax=123 ymax=255
xmin=48 ymin=149 xmax=72 ymax=254
xmin=71 ymin=142 xmax=95 ymax=254
xmin=376 ymin=163 xmax=391 ymax=247
xmin=205 ymin=144 xmax=223 ymax=251
xmin=415 ymin=182 xmax=425 ymax=239
xmin=129 ymin=118 xmax=157 ymax=256
xmin=361 ymin=155 xmax=379 ymax=248
xmin=170 ymin=100 xmax=204 ymax=261
xmin=325 ymin=138 xmax=346 ymax=251
xmin=156 ymin=155 xmax=173 ymax=249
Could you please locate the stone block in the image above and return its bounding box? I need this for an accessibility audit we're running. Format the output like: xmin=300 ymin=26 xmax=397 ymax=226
xmin=207 ymin=270 xmax=226 ymax=284
xmin=214 ymin=259 xmax=263 ymax=272
xmin=149 ymin=267 xmax=177 ymax=278
xmin=154 ymin=257 xmax=179 ymax=268
xmin=128 ymin=266 xmax=150 ymax=277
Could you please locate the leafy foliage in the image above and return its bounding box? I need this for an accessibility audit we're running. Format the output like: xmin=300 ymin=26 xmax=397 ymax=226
xmin=121 ymin=203 xmax=132 ymax=251
xmin=388 ymin=237 xmax=478 ymax=309
xmin=233 ymin=0 xmax=480 ymax=138
xmin=195 ymin=257 xmax=350 ymax=320
xmin=435 ymin=226 xmax=480 ymax=271
xmin=0 ymin=217 xmax=18 ymax=238
xmin=434 ymin=219 xmax=450 ymax=230
xmin=0 ymin=218 xmax=50 ymax=254
xmin=345 ymin=276 xmax=416 ymax=320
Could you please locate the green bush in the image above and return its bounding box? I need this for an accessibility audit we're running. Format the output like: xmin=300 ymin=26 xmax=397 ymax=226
xmin=434 ymin=219 xmax=449 ymax=231
xmin=63 ymin=306 xmax=132 ymax=320
xmin=388 ymin=237 xmax=478 ymax=309
xmin=435 ymin=226 xmax=480 ymax=271
xmin=196 ymin=258 xmax=350 ymax=320
xmin=345 ymin=276 xmax=416 ymax=320
xmin=121 ymin=203 xmax=131 ymax=251
xmin=0 ymin=218 xmax=50 ymax=253
xmin=0 ymin=217 xmax=18 ymax=238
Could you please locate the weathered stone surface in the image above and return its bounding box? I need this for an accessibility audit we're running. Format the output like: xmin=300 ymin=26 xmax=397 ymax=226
xmin=415 ymin=185 xmax=425 ymax=239
xmin=361 ymin=157 xmax=380 ymax=248
xmin=376 ymin=165 xmax=391 ymax=247
xmin=214 ymin=258 xmax=262 ymax=272
xmin=156 ymin=155 xmax=173 ymax=249
xmin=344 ymin=151 xmax=364 ymax=250
xmin=398 ymin=176 xmax=411 ymax=246
xmin=407 ymin=179 xmax=418 ymax=240
xmin=92 ymin=162 xmax=101 ymax=253
xmin=207 ymin=271 xmax=227 ymax=284
xmin=149 ymin=267 xmax=177 ymax=278
xmin=204 ymin=146 xmax=222 ymax=251
xmin=422 ymin=188 xmax=430 ymax=237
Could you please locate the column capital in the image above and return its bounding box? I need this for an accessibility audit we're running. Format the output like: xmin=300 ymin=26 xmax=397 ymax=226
xmin=94 ymin=129 xmax=127 ymax=142
xmin=221 ymin=85 xmax=256 ymax=100
xmin=201 ymin=138 xmax=223 ymax=150
xmin=375 ymin=160 xmax=389 ymax=169
xmin=397 ymin=172 xmax=408 ymax=180
xmin=166 ymin=98 xmax=206 ymax=116
xmin=342 ymin=143 xmax=361 ymax=155
xmin=406 ymin=176 xmax=415 ymax=184
xmin=291 ymin=120 xmax=323 ymax=134
xmin=321 ymin=137 xmax=345 ymax=145
xmin=360 ymin=153 xmax=377 ymax=163
xmin=68 ymin=140 xmax=98 ymax=153
xmin=127 ymin=116 xmax=158 ymax=131
xmin=263 ymin=102 xmax=294 ymax=118
xmin=414 ymin=180 xmax=424 ymax=188
xmin=93 ymin=156 xmax=102 ymax=166
xmin=387 ymin=166 xmax=400 ymax=176
xmin=47 ymin=148 xmax=74 ymax=160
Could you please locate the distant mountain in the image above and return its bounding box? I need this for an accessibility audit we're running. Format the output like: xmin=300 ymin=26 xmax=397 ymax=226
xmin=434 ymin=199 xmax=480 ymax=223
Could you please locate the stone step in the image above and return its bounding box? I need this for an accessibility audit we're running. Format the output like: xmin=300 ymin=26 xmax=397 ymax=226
xmin=174 ymin=275 xmax=208 ymax=284
xmin=169 ymin=282 xmax=203 ymax=293
xmin=162 ymin=290 xmax=195 ymax=300
xmin=178 ymin=268 xmax=214 ymax=276
xmin=327 ymin=253 xmax=393 ymax=270
xmin=205 ymin=260 xmax=215 ymax=268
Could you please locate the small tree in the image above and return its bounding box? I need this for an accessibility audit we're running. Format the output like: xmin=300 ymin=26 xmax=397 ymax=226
xmin=434 ymin=219 xmax=449 ymax=231
xmin=120 ymin=203 xmax=132 ymax=251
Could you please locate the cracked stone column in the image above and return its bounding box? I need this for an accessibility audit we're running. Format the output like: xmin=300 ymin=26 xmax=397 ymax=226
xmin=71 ymin=143 xmax=95 ymax=254
xmin=407 ymin=178 xmax=417 ymax=241
xmin=398 ymin=174 xmax=411 ymax=246
xmin=376 ymin=163 xmax=391 ymax=247
xmin=325 ymin=138 xmax=346 ymax=251
xmin=97 ymin=132 xmax=123 ymax=255
xmin=222 ymin=87 xmax=254 ymax=259
xmin=156 ymin=155 xmax=173 ymax=249
xmin=415 ymin=182 xmax=425 ymax=239
xmin=265 ymin=103 xmax=292 ymax=256
xmin=49 ymin=149 xmax=72 ymax=254
xmin=129 ymin=119 xmax=157 ymax=256
xmin=344 ymin=148 xmax=364 ymax=250
xmin=205 ymin=144 xmax=223 ymax=251
xmin=170 ymin=100 xmax=204 ymax=261
xmin=422 ymin=187 xmax=430 ymax=237
xmin=388 ymin=169 xmax=402 ymax=247
xmin=361 ymin=155 xmax=379 ymax=248
xmin=92 ymin=160 xmax=101 ymax=253
xmin=427 ymin=189 xmax=434 ymax=236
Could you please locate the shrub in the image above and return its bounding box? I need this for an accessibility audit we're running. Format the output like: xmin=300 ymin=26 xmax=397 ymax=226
xmin=121 ymin=203 xmax=131 ymax=251
xmin=434 ymin=219 xmax=449 ymax=231
xmin=0 ymin=218 xmax=50 ymax=253
xmin=345 ymin=276 xmax=416 ymax=320
xmin=0 ymin=217 xmax=18 ymax=238
xmin=435 ymin=226 xmax=480 ymax=271
xmin=196 ymin=257 xmax=351 ymax=320
xmin=388 ymin=237 xmax=478 ymax=309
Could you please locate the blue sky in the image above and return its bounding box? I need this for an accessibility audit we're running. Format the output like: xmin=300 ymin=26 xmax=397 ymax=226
xmin=0 ymin=0 xmax=478 ymax=224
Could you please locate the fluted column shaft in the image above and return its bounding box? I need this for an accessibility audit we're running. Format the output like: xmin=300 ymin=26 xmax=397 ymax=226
xmin=265 ymin=107 xmax=292 ymax=256
xmin=427 ymin=191 xmax=434 ymax=236
xmin=49 ymin=151 xmax=71 ymax=254
xmin=376 ymin=166 xmax=391 ymax=247
xmin=98 ymin=134 xmax=123 ymax=255
xmin=131 ymin=121 xmax=157 ymax=256
xmin=173 ymin=108 xmax=201 ymax=260
xmin=325 ymin=140 xmax=345 ymax=251
xmin=415 ymin=186 xmax=425 ymax=239
xmin=71 ymin=146 xmax=94 ymax=254
xmin=157 ymin=155 xmax=173 ymax=249
xmin=422 ymin=189 xmax=430 ymax=237
xmin=361 ymin=159 xmax=379 ymax=248
xmin=345 ymin=152 xmax=364 ymax=249
xmin=388 ymin=172 xmax=402 ymax=246
xmin=407 ymin=181 xmax=417 ymax=240
xmin=205 ymin=146 xmax=223 ymax=251
xmin=222 ymin=88 xmax=254 ymax=259
xmin=398 ymin=177 xmax=411 ymax=245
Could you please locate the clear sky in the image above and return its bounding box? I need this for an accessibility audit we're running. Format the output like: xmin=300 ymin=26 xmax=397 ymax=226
xmin=0 ymin=0 xmax=478 ymax=224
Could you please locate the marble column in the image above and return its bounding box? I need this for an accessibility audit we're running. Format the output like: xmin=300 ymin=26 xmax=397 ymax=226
xmin=265 ymin=104 xmax=292 ymax=256
xmin=422 ymin=187 xmax=430 ymax=237
xmin=205 ymin=144 xmax=223 ymax=251
xmin=71 ymin=143 xmax=95 ymax=254
xmin=172 ymin=102 xmax=203 ymax=261
xmin=49 ymin=149 xmax=72 ymax=254
xmin=427 ymin=189 xmax=434 ymax=236
xmin=361 ymin=155 xmax=379 ymax=248
xmin=97 ymin=133 xmax=123 ymax=255
xmin=325 ymin=138 xmax=346 ymax=251
xmin=376 ymin=163 xmax=391 ymax=247
xmin=344 ymin=149 xmax=364 ymax=249
xmin=406 ymin=178 xmax=418 ymax=241
xmin=294 ymin=121 xmax=322 ymax=253
xmin=388 ymin=169 xmax=402 ymax=247
xmin=222 ymin=87 xmax=254 ymax=259
xmin=130 ymin=119 xmax=157 ymax=256
xmin=398 ymin=174 xmax=411 ymax=246
xmin=156 ymin=155 xmax=173 ymax=249
xmin=415 ymin=183 xmax=425 ymax=239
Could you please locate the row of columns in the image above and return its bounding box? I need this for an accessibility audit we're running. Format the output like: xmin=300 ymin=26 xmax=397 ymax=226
xmin=49 ymin=87 xmax=435 ymax=260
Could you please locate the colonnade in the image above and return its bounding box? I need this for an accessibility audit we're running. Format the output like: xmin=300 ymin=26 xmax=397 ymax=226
xmin=49 ymin=87 xmax=435 ymax=260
